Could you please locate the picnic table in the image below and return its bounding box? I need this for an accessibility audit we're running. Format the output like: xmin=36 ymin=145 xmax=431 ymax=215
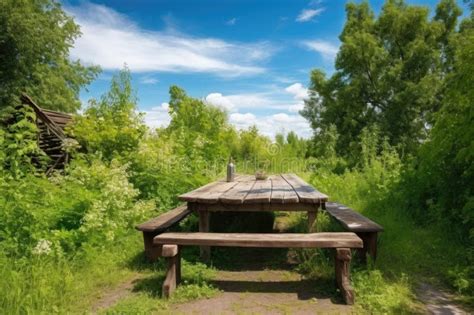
xmin=179 ymin=173 xmax=328 ymax=260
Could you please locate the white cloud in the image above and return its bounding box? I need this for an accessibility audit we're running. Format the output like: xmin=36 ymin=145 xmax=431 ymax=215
xmin=229 ymin=112 xmax=311 ymax=138
xmin=226 ymin=17 xmax=237 ymax=26
xmin=206 ymin=82 xmax=308 ymax=114
xmin=141 ymin=99 xmax=311 ymax=138
xmin=205 ymin=92 xmax=285 ymax=111
xmin=140 ymin=76 xmax=159 ymax=84
xmin=288 ymin=103 xmax=305 ymax=113
xmin=143 ymin=102 xmax=171 ymax=128
xmin=205 ymin=93 xmax=236 ymax=112
xmin=230 ymin=112 xmax=257 ymax=124
xmin=303 ymin=40 xmax=339 ymax=60
xmin=296 ymin=8 xmax=324 ymax=22
xmin=284 ymin=82 xmax=308 ymax=113
xmin=206 ymin=86 xmax=312 ymax=137
xmin=309 ymin=0 xmax=323 ymax=6
xmin=67 ymin=3 xmax=273 ymax=76
xmin=143 ymin=106 xmax=311 ymax=138
xmin=285 ymin=83 xmax=308 ymax=100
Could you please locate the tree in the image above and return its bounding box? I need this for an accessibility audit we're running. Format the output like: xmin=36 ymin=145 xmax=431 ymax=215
xmin=0 ymin=0 xmax=99 ymax=112
xmin=301 ymin=0 xmax=462 ymax=157
xmin=70 ymin=68 xmax=146 ymax=161
xmin=404 ymin=11 xmax=474 ymax=239
xmin=165 ymin=85 xmax=236 ymax=163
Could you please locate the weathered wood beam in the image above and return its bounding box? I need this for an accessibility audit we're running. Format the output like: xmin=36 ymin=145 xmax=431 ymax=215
xmin=162 ymin=245 xmax=180 ymax=298
xmin=335 ymin=248 xmax=354 ymax=305
xmin=190 ymin=202 xmax=322 ymax=213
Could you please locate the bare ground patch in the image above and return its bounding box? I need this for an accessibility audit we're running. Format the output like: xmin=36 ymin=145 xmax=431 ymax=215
xmin=416 ymin=282 xmax=470 ymax=315
xmin=170 ymin=269 xmax=352 ymax=315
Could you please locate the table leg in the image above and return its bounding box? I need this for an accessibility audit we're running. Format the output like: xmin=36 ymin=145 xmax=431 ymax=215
xmin=198 ymin=210 xmax=210 ymax=261
xmin=307 ymin=208 xmax=317 ymax=232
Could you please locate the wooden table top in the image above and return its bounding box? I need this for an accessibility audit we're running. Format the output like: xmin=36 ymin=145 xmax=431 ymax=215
xmin=179 ymin=173 xmax=328 ymax=205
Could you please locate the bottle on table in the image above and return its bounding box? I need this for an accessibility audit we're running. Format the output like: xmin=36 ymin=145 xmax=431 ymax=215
xmin=227 ymin=157 xmax=235 ymax=182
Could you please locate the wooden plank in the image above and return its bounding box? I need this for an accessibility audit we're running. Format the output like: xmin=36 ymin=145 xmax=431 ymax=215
xmin=219 ymin=179 xmax=255 ymax=204
xmin=162 ymin=244 xmax=178 ymax=257
xmin=178 ymin=180 xmax=227 ymax=202
xmin=191 ymin=202 xmax=318 ymax=212
xmin=180 ymin=175 xmax=253 ymax=203
xmin=194 ymin=181 xmax=240 ymax=203
xmin=308 ymin=211 xmax=317 ymax=232
xmin=335 ymin=248 xmax=355 ymax=305
xmin=325 ymin=202 xmax=383 ymax=232
xmin=270 ymin=175 xmax=299 ymax=203
xmin=142 ymin=232 xmax=162 ymax=261
xmin=244 ymin=178 xmax=272 ymax=203
xmin=356 ymin=232 xmax=379 ymax=262
xmin=21 ymin=94 xmax=66 ymax=140
xmin=281 ymin=173 xmax=328 ymax=203
xmin=41 ymin=108 xmax=72 ymax=117
xmin=162 ymin=253 xmax=179 ymax=298
xmin=155 ymin=232 xmax=363 ymax=248
xmin=198 ymin=210 xmax=210 ymax=261
xmin=135 ymin=205 xmax=191 ymax=232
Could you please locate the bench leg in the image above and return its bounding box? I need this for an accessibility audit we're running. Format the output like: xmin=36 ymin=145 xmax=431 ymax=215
xmin=307 ymin=210 xmax=317 ymax=232
xmin=198 ymin=210 xmax=210 ymax=262
xmin=176 ymin=246 xmax=181 ymax=285
xmin=162 ymin=245 xmax=180 ymax=298
xmin=335 ymin=248 xmax=355 ymax=305
xmin=355 ymin=232 xmax=378 ymax=263
xmin=143 ymin=232 xmax=162 ymax=262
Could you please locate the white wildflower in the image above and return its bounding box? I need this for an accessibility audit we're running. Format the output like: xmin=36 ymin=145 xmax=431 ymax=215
xmin=33 ymin=239 xmax=52 ymax=255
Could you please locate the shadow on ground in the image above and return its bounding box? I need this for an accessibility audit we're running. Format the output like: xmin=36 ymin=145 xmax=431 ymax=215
xmin=211 ymin=278 xmax=340 ymax=302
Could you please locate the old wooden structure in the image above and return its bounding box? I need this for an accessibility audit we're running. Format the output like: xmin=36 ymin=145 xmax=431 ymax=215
xmin=179 ymin=173 xmax=328 ymax=260
xmin=136 ymin=173 xmax=384 ymax=305
xmin=20 ymin=94 xmax=73 ymax=174
xmin=135 ymin=205 xmax=191 ymax=261
xmin=325 ymin=202 xmax=384 ymax=261
xmin=156 ymin=232 xmax=362 ymax=304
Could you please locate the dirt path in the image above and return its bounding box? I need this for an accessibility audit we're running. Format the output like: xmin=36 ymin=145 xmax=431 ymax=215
xmin=91 ymin=214 xmax=468 ymax=314
xmin=91 ymin=276 xmax=140 ymax=314
xmin=416 ymin=282 xmax=469 ymax=315
xmin=91 ymin=215 xmax=355 ymax=314
xmin=171 ymin=269 xmax=352 ymax=315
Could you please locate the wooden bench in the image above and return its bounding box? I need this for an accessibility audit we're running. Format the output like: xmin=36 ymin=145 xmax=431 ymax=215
xmin=325 ymin=202 xmax=383 ymax=262
xmin=154 ymin=232 xmax=363 ymax=305
xmin=135 ymin=205 xmax=191 ymax=261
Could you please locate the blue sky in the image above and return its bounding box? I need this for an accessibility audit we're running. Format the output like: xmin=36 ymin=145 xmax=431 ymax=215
xmin=64 ymin=0 xmax=468 ymax=138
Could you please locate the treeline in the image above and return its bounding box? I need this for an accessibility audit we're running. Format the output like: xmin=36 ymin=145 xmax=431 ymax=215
xmin=302 ymin=0 xmax=473 ymax=240
xmin=0 ymin=0 xmax=472 ymax=312
xmin=0 ymin=0 xmax=471 ymax=258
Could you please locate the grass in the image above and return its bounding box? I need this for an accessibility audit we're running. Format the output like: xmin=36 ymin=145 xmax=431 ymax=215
xmin=1 ymin=168 xmax=471 ymax=314
xmin=0 ymin=236 xmax=141 ymax=314
xmin=102 ymin=261 xmax=219 ymax=315
xmin=301 ymin=170 xmax=473 ymax=313
xmin=0 ymin=230 xmax=220 ymax=314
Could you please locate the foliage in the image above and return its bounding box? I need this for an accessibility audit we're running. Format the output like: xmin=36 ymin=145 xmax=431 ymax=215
xmin=0 ymin=235 xmax=141 ymax=314
xmin=304 ymin=140 xmax=471 ymax=311
xmin=0 ymin=104 xmax=48 ymax=178
xmin=0 ymin=159 xmax=154 ymax=259
xmin=70 ymin=68 xmax=146 ymax=162
xmin=353 ymin=270 xmax=415 ymax=313
xmin=301 ymin=0 xmax=462 ymax=156
xmin=165 ymin=85 xmax=236 ymax=164
xmin=0 ymin=0 xmax=99 ymax=112
xmin=0 ymin=0 xmax=473 ymax=313
xmin=400 ymin=17 xmax=474 ymax=240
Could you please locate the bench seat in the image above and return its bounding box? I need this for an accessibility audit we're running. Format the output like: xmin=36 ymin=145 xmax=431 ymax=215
xmin=154 ymin=232 xmax=363 ymax=248
xmin=325 ymin=202 xmax=383 ymax=261
xmin=155 ymin=232 xmax=362 ymax=304
xmin=135 ymin=205 xmax=191 ymax=261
